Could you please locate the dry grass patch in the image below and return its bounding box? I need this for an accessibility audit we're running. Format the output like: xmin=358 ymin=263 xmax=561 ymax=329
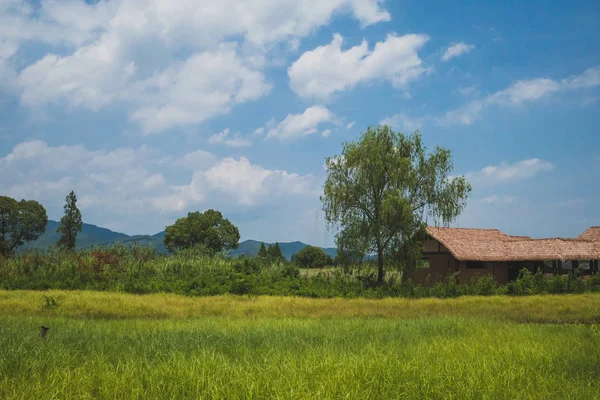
xmin=1 ymin=290 xmax=599 ymax=323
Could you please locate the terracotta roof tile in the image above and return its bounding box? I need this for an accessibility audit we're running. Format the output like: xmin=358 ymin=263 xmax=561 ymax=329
xmin=579 ymin=227 xmax=600 ymax=241
xmin=426 ymin=226 xmax=600 ymax=261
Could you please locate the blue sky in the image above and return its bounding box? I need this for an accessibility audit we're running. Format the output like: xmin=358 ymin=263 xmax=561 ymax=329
xmin=0 ymin=0 xmax=598 ymax=247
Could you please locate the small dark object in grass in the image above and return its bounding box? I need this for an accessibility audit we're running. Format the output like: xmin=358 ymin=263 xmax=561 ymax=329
xmin=41 ymin=325 xmax=49 ymax=338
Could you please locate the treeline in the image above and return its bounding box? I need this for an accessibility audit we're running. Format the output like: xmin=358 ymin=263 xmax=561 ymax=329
xmin=1 ymin=191 xmax=81 ymax=257
xmin=1 ymin=244 xmax=600 ymax=298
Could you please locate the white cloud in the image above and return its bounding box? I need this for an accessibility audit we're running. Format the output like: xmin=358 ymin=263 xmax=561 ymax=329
xmin=465 ymin=158 xmax=554 ymax=186
xmin=266 ymin=106 xmax=336 ymax=140
xmin=562 ymin=66 xmax=600 ymax=89
xmin=208 ymin=128 xmax=253 ymax=147
xmin=346 ymin=121 xmax=355 ymax=129
xmin=458 ymin=85 xmax=479 ymax=96
xmin=440 ymin=66 xmax=600 ymax=126
xmin=19 ymin=33 xmax=135 ymax=111
xmin=0 ymin=0 xmax=117 ymax=48
xmin=174 ymin=149 xmax=217 ymax=170
xmin=160 ymin=157 xmax=317 ymax=209
xmin=480 ymin=195 xmax=517 ymax=205
xmin=321 ymin=129 xmax=332 ymax=137
xmin=488 ymin=78 xmax=561 ymax=105
xmin=288 ymin=33 xmax=430 ymax=100
xmin=380 ymin=112 xmax=424 ymax=131
xmin=441 ymin=42 xmax=475 ymax=62
xmin=0 ymin=140 xmax=318 ymax=231
xmin=11 ymin=0 xmax=391 ymax=132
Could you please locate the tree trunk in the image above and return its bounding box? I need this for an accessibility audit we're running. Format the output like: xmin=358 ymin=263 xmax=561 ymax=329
xmin=377 ymin=247 xmax=384 ymax=283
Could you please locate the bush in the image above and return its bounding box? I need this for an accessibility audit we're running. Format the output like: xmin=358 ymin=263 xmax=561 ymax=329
xmin=1 ymin=246 xmax=599 ymax=299
xmin=292 ymin=246 xmax=333 ymax=269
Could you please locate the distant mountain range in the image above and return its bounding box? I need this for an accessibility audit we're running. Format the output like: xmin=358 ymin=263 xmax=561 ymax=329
xmin=21 ymin=220 xmax=337 ymax=260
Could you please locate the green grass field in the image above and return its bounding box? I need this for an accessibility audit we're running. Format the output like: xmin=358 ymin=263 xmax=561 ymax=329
xmin=1 ymin=291 xmax=600 ymax=399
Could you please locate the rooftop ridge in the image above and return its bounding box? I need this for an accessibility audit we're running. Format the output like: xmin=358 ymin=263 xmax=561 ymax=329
xmin=427 ymin=226 xmax=504 ymax=232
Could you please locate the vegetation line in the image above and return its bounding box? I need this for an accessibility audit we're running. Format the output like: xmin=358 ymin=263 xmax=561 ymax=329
xmin=2 ymin=290 xmax=600 ymax=323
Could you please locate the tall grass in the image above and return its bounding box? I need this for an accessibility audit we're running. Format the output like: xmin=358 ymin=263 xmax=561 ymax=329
xmin=2 ymin=290 xmax=600 ymax=323
xmin=2 ymin=244 xmax=600 ymax=298
xmin=2 ymin=291 xmax=600 ymax=398
xmin=1 ymin=313 xmax=599 ymax=399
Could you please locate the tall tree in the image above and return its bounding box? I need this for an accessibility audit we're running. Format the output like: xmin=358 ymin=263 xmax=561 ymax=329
xmin=0 ymin=196 xmax=48 ymax=257
xmin=257 ymin=242 xmax=268 ymax=258
xmin=163 ymin=209 xmax=240 ymax=254
xmin=321 ymin=125 xmax=471 ymax=283
xmin=56 ymin=190 xmax=83 ymax=251
xmin=267 ymin=242 xmax=284 ymax=261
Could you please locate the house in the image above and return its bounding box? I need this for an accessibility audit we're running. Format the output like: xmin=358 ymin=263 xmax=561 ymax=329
xmin=410 ymin=226 xmax=600 ymax=285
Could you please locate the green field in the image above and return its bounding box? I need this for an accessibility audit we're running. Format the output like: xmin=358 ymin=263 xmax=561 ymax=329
xmin=1 ymin=291 xmax=599 ymax=399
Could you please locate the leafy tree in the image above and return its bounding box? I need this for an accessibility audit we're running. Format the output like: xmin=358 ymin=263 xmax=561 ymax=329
xmin=267 ymin=242 xmax=285 ymax=262
xmin=0 ymin=196 xmax=48 ymax=257
xmin=322 ymin=125 xmax=471 ymax=283
xmin=256 ymin=242 xmax=268 ymax=258
xmin=163 ymin=209 xmax=240 ymax=254
xmin=56 ymin=190 xmax=83 ymax=251
xmin=293 ymin=246 xmax=332 ymax=269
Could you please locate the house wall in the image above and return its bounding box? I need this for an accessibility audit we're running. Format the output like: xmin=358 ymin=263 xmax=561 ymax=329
xmin=410 ymin=237 xmax=539 ymax=285
xmin=411 ymin=252 xmax=457 ymax=284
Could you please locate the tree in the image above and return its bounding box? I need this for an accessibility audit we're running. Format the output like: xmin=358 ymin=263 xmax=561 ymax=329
xmin=292 ymin=246 xmax=332 ymax=269
xmin=322 ymin=125 xmax=471 ymax=283
xmin=56 ymin=190 xmax=83 ymax=251
xmin=0 ymin=196 xmax=48 ymax=257
xmin=267 ymin=242 xmax=285 ymax=262
xmin=256 ymin=242 xmax=268 ymax=258
xmin=163 ymin=209 xmax=240 ymax=254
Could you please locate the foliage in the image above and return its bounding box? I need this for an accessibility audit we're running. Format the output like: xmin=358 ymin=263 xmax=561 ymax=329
xmin=163 ymin=209 xmax=240 ymax=254
xmin=322 ymin=125 xmax=471 ymax=282
xmin=1 ymin=246 xmax=599 ymax=299
xmin=267 ymin=242 xmax=285 ymax=262
xmin=56 ymin=191 xmax=83 ymax=251
xmin=0 ymin=196 xmax=48 ymax=257
xmin=257 ymin=243 xmax=268 ymax=258
xmin=292 ymin=246 xmax=333 ymax=269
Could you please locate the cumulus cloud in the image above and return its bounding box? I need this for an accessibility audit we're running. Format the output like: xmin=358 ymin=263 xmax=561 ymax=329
xmin=266 ymin=106 xmax=336 ymax=140
xmin=288 ymin=33 xmax=430 ymax=100
xmin=380 ymin=112 xmax=424 ymax=131
xmin=9 ymin=0 xmax=391 ymax=132
xmin=208 ymin=128 xmax=253 ymax=147
xmin=441 ymin=42 xmax=475 ymax=62
xmin=464 ymin=158 xmax=554 ymax=186
xmin=0 ymin=140 xmax=318 ymax=231
xmin=440 ymin=66 xmax=600 ymax=126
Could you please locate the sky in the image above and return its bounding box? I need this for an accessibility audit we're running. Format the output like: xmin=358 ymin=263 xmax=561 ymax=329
xmin=0 ymin=0 xmax=599 ymax=247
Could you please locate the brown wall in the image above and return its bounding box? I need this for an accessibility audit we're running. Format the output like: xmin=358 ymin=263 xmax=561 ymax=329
xmin=411 ymin=252 xmax=457 ymax=284
xmin=410 ymin=238 xmax=540 ymax=285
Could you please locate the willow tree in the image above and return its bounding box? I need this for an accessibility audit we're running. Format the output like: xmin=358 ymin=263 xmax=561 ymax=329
xmin=321 ymin=125 xmax=471 ymax=283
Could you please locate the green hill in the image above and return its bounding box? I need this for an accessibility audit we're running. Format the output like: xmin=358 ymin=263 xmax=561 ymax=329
xmin=230 ymin=240 xmax=337 ymax=260
xmin=20 ymin=221 xmax=336 ymax=259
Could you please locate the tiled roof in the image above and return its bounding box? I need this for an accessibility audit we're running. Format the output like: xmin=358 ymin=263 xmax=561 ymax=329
xmin=426 ymin=226 xmax=600 ymax=261
xmin=579 ymin=227 xmax=600 ymax=241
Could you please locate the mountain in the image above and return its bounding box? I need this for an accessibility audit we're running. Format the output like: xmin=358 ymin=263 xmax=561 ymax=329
xmin=20 ymin=220 xmax=167 ymax=253
xmin=21 ymin=221 xmax=336 ymax=259
xmin=230 ymin=240 xmax=337 ymax=260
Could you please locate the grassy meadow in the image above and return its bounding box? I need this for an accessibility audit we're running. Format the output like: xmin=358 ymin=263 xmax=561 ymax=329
xmin=1 ymin=291 xmax=600 ymax=399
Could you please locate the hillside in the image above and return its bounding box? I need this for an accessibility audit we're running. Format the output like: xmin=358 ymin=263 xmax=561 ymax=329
xmin=230 ymin=240 xmax=337 ymax=260
xmin=21 ymin=221 xmax=336 ymax=259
